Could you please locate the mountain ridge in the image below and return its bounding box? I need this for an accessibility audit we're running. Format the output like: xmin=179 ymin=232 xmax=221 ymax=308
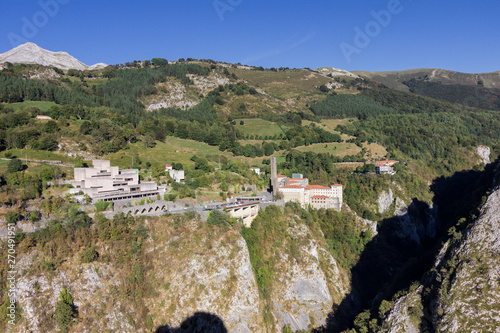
xmin=0 ymin=42 xmax=107 ymax=70
xmin=353 ymin=68 xmax=500 ymax=90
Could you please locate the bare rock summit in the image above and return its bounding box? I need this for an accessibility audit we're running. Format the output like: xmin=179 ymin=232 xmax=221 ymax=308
xmin=0 ymin=42 xmax=107 ymax=70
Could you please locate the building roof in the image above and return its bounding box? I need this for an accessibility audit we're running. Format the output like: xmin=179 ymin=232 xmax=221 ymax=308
xmin=277 ymin=175 xmax=287 ymax=178
xmin=374 ymin=160 xmax=397 ymax=166
xmin=165 ymin=164 xmax=172 ymax=167
xmin=312 ymin=195 xmax=329 ymax=198
xmin=289 ymin=180 xmax=299 ymax=184
xmin=280 ymin=185 xmax=303 ymax=188
xmin=305 ymin=185 xmax=331 ymax=190
xmin=36 ymin=115 xmax=52 ymax=120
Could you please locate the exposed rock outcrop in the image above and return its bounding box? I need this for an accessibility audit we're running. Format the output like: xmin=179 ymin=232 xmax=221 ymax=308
xmin=377 ymin=188 xmax=394 ymax=214
xmin=144 ymin=73 xmax=230 ymax=111
xmin=476 ymin=145 xmax=491 ymax=164
xmin=382 ymin=168 xmax=500 ymax=332
xmin=9 ymin=215 xmax=349 ymax=332
xmin=270 ymin=223 xmax=349 ymax=331
xmin=383 ymin=286 xmax=423 ymax=333
xmin=435 ymin=181 xmax=500 ymax=332
xmin=391 ymin=198 xmax=438 ymax=245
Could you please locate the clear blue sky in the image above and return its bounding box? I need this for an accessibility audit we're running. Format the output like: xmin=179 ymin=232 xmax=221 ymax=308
xmin=0 ymin=0 xmax=499 ymax=73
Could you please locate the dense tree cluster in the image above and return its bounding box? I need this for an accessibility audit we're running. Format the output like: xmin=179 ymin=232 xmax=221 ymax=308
xmin=0 ymin=71 xmax=99 ymax=106
xmin=285 ymin=124 xmax=342 ymax=147
xmin=337 ymin=110 xmax=500 ymax=177
xmin=309 ymin=94 xmax=394 ymax=119
xmin=360 ymin=84 xmax=458 ymax=114
xmin=403 ymin=78 xmax=500 ymax=111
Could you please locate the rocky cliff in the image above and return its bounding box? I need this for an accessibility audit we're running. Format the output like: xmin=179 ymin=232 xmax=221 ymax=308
xmin=381 ymin=168 xmax=500 ymax=332
xmin=4 ymin=210 xmax=350 ymax=332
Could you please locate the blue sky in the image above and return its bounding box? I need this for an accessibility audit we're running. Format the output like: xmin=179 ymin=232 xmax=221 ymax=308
xmin=0 ymin=0 xmax=499 ymax=73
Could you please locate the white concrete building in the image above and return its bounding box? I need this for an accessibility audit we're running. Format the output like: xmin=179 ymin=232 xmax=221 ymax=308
xmin=375 ymin=161 xmax=396 ymax=175
xmin=165 ymin=164 xmax=184 ymax=182
xmin=169 ymin=169 xmax=185 ymax=183
xmin=250 ymin=167 xmax=261 ymax=175
xmin=73 ymin=160 xmax=159 ymax=202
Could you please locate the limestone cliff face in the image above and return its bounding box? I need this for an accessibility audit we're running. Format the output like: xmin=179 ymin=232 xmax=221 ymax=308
xmin=147 ymin=221 xmax=263 ymax=333
xmin=382 ymin=172 xmax=500 ymax=333
xmin=435 ymin=182 xmax=500 ymax=332
xmin=377 ymin=188 xmax=394 ymax=215
xmin=391 ymin=198 xmax=438 ymax=246
xmin=270 ymin=223 xmax=349 ymax=332
xmin=7 ymin=216 xmax=349 ymax=332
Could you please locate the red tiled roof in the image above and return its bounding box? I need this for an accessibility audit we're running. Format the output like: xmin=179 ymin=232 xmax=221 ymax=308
xmin=312 ymin=195 xmax=329 ymax=198
xmin=280 ymin=185 xmax=303 ymax=189
xmin=277 ymin=175 xmax=287 ymax=178
xmin=165 ymin=164 xmax=172 ymax=167
xmin=374 ymin=160 xmax=397 ymax=166
xmin=305 ymin=185 xmax=330 ymax=190
xmin=289 ymin=181 xmax=299 ymax=184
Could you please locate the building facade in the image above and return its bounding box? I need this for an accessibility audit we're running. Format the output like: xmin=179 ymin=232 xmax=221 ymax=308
xmin=250 ymin=167 xmax=261 ymax=175
xmin=279 ymin=183 xmax=343 ymax=211
xmin=375 ymin=160 xmax=396 ymax=175
xmin=165 ymin=164 xmax=184 ymax=182
xmin=73 ymin=160 xmax=159 ymax=202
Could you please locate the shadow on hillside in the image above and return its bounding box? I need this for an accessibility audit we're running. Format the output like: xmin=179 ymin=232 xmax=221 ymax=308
xmin=320 ymin=160 xmax=498 ymax=332
xmin=155 ymin=312 xmax=227 ymax=333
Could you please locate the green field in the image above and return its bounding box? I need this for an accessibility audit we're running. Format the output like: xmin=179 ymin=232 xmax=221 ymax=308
xmin=106 ymin=137 xmax=240 ymax=169
xmin=302 ymin=118 xmax=355 ymax=133
xmin=105 ymin=135 xmax=289 ymax=170
xmin=0 ymin=159 xmax=9 ymax=173
xmin=3 ymin=101 xmax=57 ymax=112
xmin=296 ymin=142 xmax=361 ymax=157
xmin=4 ymin=149 xmax=74 ymax=163
xmin=235 ymin=118 xmax=287 ymax=137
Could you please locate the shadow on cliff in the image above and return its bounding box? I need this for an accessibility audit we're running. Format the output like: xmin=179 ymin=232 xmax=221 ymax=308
xmin=320 ymin=160 xmax=498 ymax=332
xmin=155 ymin=312 xmax=227 ymax=333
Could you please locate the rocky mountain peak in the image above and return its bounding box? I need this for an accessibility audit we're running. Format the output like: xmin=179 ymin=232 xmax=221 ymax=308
xmin=0 ymin=42 xmax=107 ymax=70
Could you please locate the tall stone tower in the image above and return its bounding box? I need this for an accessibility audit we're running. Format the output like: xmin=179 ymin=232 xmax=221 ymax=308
xmin=270 ymin=157 xmax=278 ymax=195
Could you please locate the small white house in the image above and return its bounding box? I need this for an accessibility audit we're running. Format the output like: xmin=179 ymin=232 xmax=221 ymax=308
xmin=250 ymin=167 xmax=260 ymax=175
xmin=165 ymin=164 xmax=173 ymax=172
xmin=169 ymin=169 xmax=184 ymax=183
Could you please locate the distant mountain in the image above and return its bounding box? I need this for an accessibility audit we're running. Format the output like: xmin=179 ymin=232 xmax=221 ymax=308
xmin=354 ymin=68 xmax=500 ymax=110
xmin=353 ymin=68 xmax=500 ymax=90
xmin=0 ymin=42 xmax=107 ymax=70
